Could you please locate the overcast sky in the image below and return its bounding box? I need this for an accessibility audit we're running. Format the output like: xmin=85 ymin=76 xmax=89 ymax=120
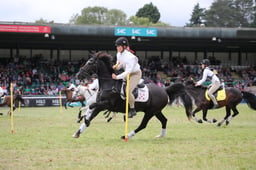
xmin=0 ymin=0 xmax=214 ymax=27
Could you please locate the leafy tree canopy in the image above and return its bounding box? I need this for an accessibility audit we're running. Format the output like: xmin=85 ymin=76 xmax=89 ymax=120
xmin=136 ymin=2 xmax=161 ymax=23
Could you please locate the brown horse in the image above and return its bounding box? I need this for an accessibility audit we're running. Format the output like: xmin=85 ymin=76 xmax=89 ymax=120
xmin=170 ymin=80 xmax=256 ymax=126
xmin=0 ymin=94 xmax=24 ymax=115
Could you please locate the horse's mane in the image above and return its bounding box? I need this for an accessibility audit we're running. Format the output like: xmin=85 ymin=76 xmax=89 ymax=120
xmin=184 ymin=80 xmax=207 ymax=90
xmin=95 ymin=51 xmax=113 ymax=69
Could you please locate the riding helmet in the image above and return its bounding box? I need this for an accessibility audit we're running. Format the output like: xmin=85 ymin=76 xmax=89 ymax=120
xmin=115 ymin=37 xmax=129 ymax=46
xmin=201 ymin=59 xmax=210 ymax=66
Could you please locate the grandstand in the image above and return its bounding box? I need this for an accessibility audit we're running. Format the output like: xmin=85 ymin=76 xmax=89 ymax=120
xmin=0 ymin=22 xmax=256 ymax=97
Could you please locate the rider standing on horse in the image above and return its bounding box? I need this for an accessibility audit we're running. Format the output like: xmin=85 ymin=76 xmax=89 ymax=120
xmin=195 ymin=59 xmax=221 ymax=109
xmin=112 ymin=37 xmax=142 ymax=118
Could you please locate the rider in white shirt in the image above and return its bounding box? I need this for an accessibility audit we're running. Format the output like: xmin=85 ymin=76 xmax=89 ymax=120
xmin=112 ymin=37 xmax=142 ymax=118
xmin=195 ymin=59 xmax=221 ymax=109
xmin=87 ymin=74 xmax=99 ymax=92
xmin=82 ymin=74 xmax=99 ymax=119
xmin=67 ymin=81 xmax=78 ymax=99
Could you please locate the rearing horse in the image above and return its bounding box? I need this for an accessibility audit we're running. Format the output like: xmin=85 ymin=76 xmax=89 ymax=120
xmin=171 ymin=80 xmax=256 ymax=126
xmin=73 ymin=51 xmax=193 ymax=139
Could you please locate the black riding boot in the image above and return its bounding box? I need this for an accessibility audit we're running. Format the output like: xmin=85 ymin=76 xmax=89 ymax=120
xmin=128 ymin=108 xmax=136 ymax=118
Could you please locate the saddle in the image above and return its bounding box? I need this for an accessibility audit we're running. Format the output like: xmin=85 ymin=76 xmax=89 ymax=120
xmin=112 ymin=79 xmax=149 ymax=102
xmin=121 ymin=82 xmax=145 ymax=99
xmin=205 ymin=84 xmax=226 ymax=101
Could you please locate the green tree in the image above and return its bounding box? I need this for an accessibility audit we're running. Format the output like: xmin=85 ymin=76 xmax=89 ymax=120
xmin=186 ymin=3 xmax=206 ymax=27
xmin=35 ymin=18 xmax=54 ymax=24
xmin=233 ymin=0 xmax=255 ymax=27
xmin=204 ymin=0 xmax=255 ymax=27
xmin=71 ymin=7 xmax=127 ymax=25
xmin=129 ymin=16 xmax=151 ymax=26
xmin=129 ymin=16 xmax=169 ymax=27
xmin=136 ymin=2 xmax=160 ymax=23
xmin=75 ymin=6 xmax=108 ymax=25
xmin=105 ymin=9 xmax=127 ymax=25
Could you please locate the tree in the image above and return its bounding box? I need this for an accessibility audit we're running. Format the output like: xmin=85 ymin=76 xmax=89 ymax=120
xmin=105 ymin=9 xmax=127 ymax=25
xmin=204 ymin=0 xmax=255 ymax=27
xmin=128 ymin=16 xmax=169 ymax=27
xmin=71 ymin=6 xmax=127 ymax=25
xmin=233 ymin=0 xmax=255 ymax=27
xmin=75 ymin=6 xmax=108 ymax=25
xmin=136 ymin=2 xmax=160 ymax=23
xmin=186 ymin=3 xmax=206 ymax=27
xmin=129 ymin=16 xmax=151 ymax=26
xmin=35 ymin=18 xmax=54 ymax=24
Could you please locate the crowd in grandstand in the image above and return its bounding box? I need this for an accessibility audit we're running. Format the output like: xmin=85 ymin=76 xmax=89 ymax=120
xmin=0 ymin=54 xmax=256 ymax=96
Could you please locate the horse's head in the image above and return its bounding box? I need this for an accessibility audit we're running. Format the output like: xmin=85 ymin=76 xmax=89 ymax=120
xmin=76 ymin=55 xmax=97 ymax=81
xmin=76 ymin=51 xmax=114 ymax=81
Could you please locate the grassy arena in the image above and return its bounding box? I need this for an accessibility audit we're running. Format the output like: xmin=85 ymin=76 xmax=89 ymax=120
xmin=0 ymin=105 xmax=256 ymax=170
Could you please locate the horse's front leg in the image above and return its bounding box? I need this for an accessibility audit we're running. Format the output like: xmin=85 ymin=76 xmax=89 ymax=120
xmin=192 ymin=107 xmax=203 ymax=123
xmin=217 ymin=106 xmax=232 ymax=126
xmin=72 ymin=101 xmax=109 ymax=138
xmin=64 ymin=100 xmax=68 ymax=109
xmin=202 ymin=108 xmax=217 ymax=123
xmin=77 ymin=106 xmax=88 ymax=123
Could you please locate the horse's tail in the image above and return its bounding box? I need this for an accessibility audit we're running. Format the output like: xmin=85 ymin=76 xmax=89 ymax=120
xmin=165 ymin=83 xmax=193 ymax=119
xmin=242 ymin=91 xmax=256 ymax=110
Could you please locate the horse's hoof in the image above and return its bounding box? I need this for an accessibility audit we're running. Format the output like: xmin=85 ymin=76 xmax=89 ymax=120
xmin=198 ymin=119 xmax=203 ymax=123
xmin=155 ymin=134 xmax=165 ymax=138
xmin=217 ymin=122 xmax=222 ymax=127
xmin=225 ymin=121 xmax=230 ymax=126
xmin=72 ymin=133 xmax=80 ymax=138
xmin=0 ymin=113 xmax=3 ymax=116
xmin=212 ymin=118 xmax=217 ymax=123
xmin=120 ymin=136 xmax=125 ymax=140
xmin=77 ymin=120 xmax=81 ymax=123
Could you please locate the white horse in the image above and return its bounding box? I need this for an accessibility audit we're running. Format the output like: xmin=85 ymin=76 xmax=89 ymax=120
xmin=75 ymin=85 xmax=116 ymax=123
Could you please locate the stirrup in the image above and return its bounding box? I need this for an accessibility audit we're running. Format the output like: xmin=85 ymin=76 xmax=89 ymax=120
xmin=128 ymin=108 xmax=136 ymax=118
xmin=212 ymin=104 xmax=219 ymax=109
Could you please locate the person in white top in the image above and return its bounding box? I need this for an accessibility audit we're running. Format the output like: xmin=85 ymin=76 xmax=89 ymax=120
xmin=67 ymin=81 xmax=78 ymax=99
xmin=82 ymin=74 xmax=99 ymax=120
xmin=0 ymin=86 xmax=4 ymax=97
xmin=112 ymin=37 xmax=142 ymax=118
xmin=195 ymin=59 xmax=221 ymax=109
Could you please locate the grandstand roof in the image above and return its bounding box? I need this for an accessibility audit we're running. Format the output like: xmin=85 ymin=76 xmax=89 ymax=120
xmin=0 ymin=23 xmax=256 ymax=52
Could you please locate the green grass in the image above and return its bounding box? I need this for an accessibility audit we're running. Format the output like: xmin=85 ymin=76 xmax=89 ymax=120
xmin=0 ymin=105 xmax=256 ymax=170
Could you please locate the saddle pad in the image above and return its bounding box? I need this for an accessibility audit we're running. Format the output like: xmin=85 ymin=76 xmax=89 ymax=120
xmin=121 ymin=85 xmax=149 ymax=102
xmin=205 ymin=88 xmax=226 ymax=101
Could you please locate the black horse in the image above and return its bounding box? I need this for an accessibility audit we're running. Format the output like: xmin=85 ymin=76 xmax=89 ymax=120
xmin=170 ymin=80 xmax=256 ymax=126
xmin=73 ymin=51 xmax=193 ymax=139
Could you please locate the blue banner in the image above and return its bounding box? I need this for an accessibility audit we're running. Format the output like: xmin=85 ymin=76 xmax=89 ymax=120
xmin=115 ymin=27 xmax=157 ymax=37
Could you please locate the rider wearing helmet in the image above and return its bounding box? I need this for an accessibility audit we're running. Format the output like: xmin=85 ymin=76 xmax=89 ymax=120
xmin=112 ymin=37 xmax=142 ymax=118
xmin=195 ymin=59 xmax=221 ymax=109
